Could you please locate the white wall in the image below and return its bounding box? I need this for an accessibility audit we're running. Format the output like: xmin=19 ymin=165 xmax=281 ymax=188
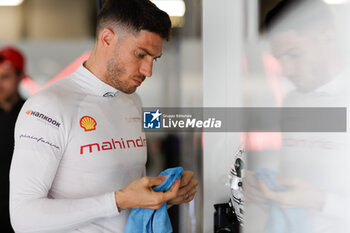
xmin=203 ymin=0 xmax=243 ymax=232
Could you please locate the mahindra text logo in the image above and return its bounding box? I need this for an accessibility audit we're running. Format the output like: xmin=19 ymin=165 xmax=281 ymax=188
xmin=80 ymin=136 xmax=146 ymax=155
xmin=26 ymin=110 xmax=61 ymax=128
xmin=80 ymin=116 xmax=97 ymax=131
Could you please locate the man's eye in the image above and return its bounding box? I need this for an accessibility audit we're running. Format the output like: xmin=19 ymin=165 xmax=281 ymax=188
xmin=286 ymin=52 xmax=299 ymax=59
xmin=153 ymin=57 xmax=159 ymax=62
xmin=0 ymin=74 xmax=10 ymax=81
xmin=136 ymin=52 xmax=145 ymax=58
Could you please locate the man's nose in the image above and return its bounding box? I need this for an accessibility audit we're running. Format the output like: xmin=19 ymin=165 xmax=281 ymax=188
xmin=139 ymin=59 xmax=153 ymax=77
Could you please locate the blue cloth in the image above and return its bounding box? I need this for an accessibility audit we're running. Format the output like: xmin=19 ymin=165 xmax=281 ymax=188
xmin=124 ymin=167 xmax=184 ymax=233
xmin=255 ymin=167 xmax=313 ymax=233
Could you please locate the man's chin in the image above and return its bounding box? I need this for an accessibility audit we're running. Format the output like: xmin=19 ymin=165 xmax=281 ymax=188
xmin=0 ymin=95 xmax=9 ymax=102
xmin=119 ymin=87 xmax=137 ymax=94
xmin=295 ymin=85 xmax=319 ymax=93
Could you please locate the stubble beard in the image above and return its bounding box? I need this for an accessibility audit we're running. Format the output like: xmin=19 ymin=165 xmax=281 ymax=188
xmin=105 ymin=58 xmax=136 ymax=94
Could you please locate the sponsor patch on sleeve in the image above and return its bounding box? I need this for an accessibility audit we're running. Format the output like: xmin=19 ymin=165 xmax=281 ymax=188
xmin=19 ymin=134 xmax=60 ymax=150
xmin=25 ymin=110 xmax=61 ymax=128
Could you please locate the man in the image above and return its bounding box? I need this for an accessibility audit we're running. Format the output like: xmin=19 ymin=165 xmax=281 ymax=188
xmin=264 ymin=0 xmax=340 ymax=94
xmin=247 ymin=1 xmax=350 ymax=233
xmin=0 ymin=46 xmax=26 ymax=233
xmin=9 ymin=0 xmax=198 ymax=232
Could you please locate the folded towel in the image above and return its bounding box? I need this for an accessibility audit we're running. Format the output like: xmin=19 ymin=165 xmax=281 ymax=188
xmin=255 ymin=167 xmax=313 ymax=233
xmin=123 ymin=167 xmax=184 ymax=233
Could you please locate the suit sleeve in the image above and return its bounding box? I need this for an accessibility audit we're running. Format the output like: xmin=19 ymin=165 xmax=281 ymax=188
xmin=10 ymin=98 xmax=119 ymax=233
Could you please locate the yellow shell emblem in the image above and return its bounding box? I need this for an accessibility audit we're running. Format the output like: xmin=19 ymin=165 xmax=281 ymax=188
xmin=80 ymin=116 xmax=97 ymax=131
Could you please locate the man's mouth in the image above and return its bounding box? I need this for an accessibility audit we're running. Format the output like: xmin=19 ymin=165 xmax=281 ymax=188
xmin=133 ymin=76 xmax=145 ymax=87
xmin=134 ymin=79 xmax=142 ymax=86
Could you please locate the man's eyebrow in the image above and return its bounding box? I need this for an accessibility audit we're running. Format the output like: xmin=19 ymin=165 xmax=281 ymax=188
xmin=138 ymin=47 xmax=162 ymax=58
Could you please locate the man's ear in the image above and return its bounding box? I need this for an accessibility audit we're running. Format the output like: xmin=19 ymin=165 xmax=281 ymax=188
xmin=99 ymin=28 xmax=118 ymax=48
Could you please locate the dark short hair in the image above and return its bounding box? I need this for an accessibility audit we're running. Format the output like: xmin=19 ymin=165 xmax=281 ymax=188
xmin=96 ymin=0 xmax=172 ymax=40
xmin=263 ymin=0 xmax=333 ymax=35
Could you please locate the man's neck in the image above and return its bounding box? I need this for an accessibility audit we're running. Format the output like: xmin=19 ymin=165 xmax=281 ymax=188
xmin=84 ymin=49 xmax=104 ymax=81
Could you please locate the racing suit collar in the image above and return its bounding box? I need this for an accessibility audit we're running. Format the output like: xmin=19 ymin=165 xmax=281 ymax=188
xmin=76 ymin=62 xmax=119 ymax=97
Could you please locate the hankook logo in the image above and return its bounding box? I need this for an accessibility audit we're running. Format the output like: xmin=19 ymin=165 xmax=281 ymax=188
xmin=26 ymin=110 xmax=61 ymax=128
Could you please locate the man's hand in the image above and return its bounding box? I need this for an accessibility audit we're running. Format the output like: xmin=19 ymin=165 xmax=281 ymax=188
xmin=167 ymin=170 xmax=199 ymax=205
xmin=243 ymin=170 xmax=268 ymax=204
xmin=115 ymin=175 xmax=181 ymax=211
xmin=259 ymin=177 xmax=325 ymax=209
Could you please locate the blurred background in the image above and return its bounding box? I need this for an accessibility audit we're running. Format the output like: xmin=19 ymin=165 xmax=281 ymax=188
xmin=204 ymin=1 xmax=350 ymax=233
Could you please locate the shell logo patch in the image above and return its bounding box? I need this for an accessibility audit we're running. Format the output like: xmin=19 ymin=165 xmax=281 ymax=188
xmin=80 ymin=116 xmax=97 ymax=132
